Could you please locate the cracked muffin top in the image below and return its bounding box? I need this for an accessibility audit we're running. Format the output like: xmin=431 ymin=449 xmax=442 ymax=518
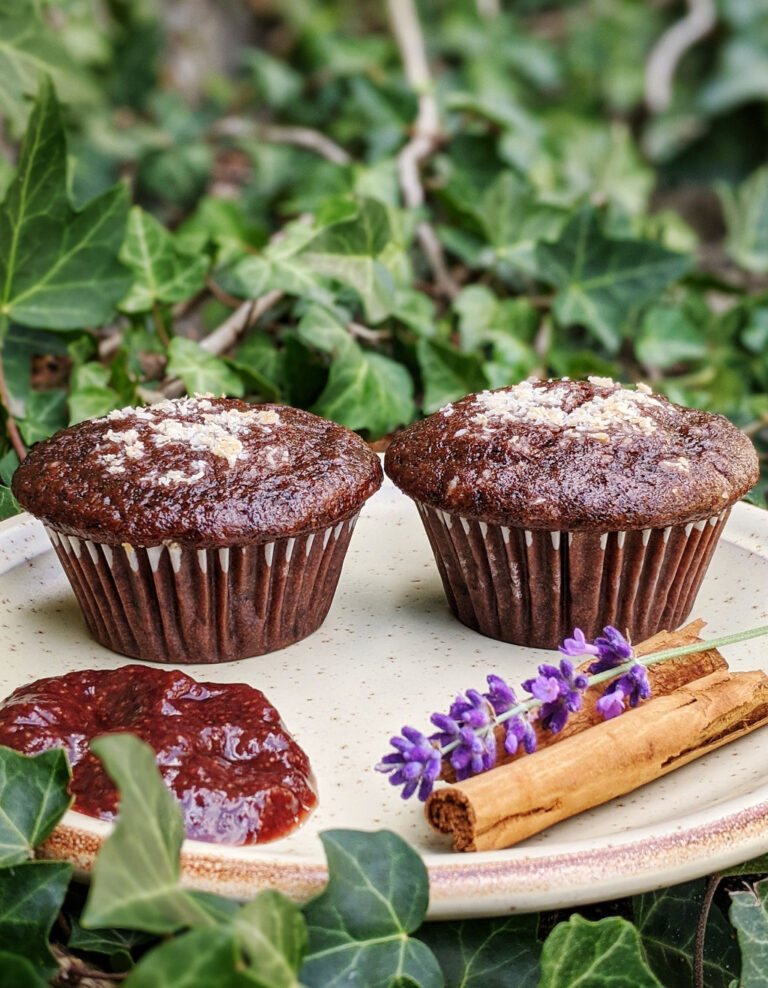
xmin=384 ymin=377 xmax=758 ymax=530
xmin=13 ymin=395 xmax=383 ymax=547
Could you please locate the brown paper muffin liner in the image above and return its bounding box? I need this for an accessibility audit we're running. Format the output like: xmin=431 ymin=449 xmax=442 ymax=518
xmin=44 ymin=514 xmax=360 ymax=664
xmin=415 ymin=502 xmax=731 ymax=650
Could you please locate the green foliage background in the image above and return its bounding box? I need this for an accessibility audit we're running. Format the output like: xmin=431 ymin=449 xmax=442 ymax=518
xmin=0 ymin=0 xmax=766 ymax=511
xmin=1 ymin=0 xmax=767 ymax=984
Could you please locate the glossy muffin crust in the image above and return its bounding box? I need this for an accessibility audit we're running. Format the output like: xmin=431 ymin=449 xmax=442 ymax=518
xmin=385 ymin=378 xmax=758 ymax=531
xmin=13 ymin=396 xmax=383 ymax=547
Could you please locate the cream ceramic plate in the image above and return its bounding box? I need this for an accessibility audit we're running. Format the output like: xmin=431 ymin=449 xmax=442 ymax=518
xmin=1 ymin=476 xmax=768 ymax=919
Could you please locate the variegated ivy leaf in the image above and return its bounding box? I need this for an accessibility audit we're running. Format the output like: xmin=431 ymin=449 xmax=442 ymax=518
xmin=534 ymin=208 xmax=691 ymax=352
xmin=0 ymin=0 xmax=99 ymax=131
xmin=299 ymin=199 xmax=396 ymax=323
xmin=0 ymin=78 xmax=131 ymax=336
xmin=718 ymin=166 xmax=768 ymax=274
xmin=119 ymin=206 xmax=209 ymax=313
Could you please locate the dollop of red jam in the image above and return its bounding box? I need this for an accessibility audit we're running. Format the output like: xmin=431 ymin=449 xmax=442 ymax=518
xmin=0 ymin=665 xmax=317 ymax=845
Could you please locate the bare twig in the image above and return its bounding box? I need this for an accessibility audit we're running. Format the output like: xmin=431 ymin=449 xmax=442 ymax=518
xmin=533 ymin=315 xmax=551 ymax=360
xmin=743 ymin=414 xmax=768 ymax=438
xmin=388 ymin=0 xmax=459 ymax=299
xmin=152 ymin=300 xmax=171 ymax=348
xmin=692 ymin=874 xmax=721 ymax=988
xmin=348 ymin=320 xmax=392 ymax=343
xmin=645 ymin=0 xmax=717 ymax=113
xmin=199 ymin=290 xmax=284 ymax=355
xmin=206 ymin=274 xmax=245 ymax=309
xmin=158 ymin=290 xmax=284 ymax=398
xmin=475 ymin=0 xmax=501 ymax=17
xmin=98 ymin=330 xmax=123 ymax=362
xmin=0 ymin=351 xmax=26 ymax=461
xmin=52 ymin=944 xmax=128 ymax=986
xmin=214 ymin=117 xmax=352 ymax=167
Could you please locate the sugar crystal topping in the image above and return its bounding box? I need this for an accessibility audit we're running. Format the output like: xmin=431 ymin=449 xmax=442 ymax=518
xmin=456 ymin=378 xmax=662 ymax=439
xmin=98 ymin=396 xmax=286 ymax=483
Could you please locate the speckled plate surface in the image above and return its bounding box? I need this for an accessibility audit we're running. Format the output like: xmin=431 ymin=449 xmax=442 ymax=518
xmin=1 ymin=476 xmax=767 ymax=918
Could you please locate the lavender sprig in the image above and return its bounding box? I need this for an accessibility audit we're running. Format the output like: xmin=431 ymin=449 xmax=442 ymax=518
xmin=376 ymin=623 xmax=768 ymax=802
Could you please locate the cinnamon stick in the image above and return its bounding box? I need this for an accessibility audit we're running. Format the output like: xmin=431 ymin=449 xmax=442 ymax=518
xmin=440 ymin=620 xmax=727 ymax=783
xmin=427 ymin=669 xmax=768 ymax=852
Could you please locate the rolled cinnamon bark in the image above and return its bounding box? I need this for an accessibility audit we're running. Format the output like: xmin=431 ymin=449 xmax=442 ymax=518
xmin=427 ymin=669 xmax=768 ymax=852
xmin=440 ymin=620 xmax=727 ymax=783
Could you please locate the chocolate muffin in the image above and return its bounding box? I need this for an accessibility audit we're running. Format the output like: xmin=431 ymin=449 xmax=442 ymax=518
xmin=385 ymin=377 xmax=759 ymax=649
xmin=13 ymin=396 xmax=382 ymax=663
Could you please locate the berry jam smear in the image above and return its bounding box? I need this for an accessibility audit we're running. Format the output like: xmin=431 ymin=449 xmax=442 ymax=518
xmin=0 ymin=664 xmax=317 ymax=845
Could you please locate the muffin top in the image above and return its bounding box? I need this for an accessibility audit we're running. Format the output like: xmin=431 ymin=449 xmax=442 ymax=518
xmin=13 ymin=396 xmax=383 ymax=547
xmin=385 ymin=378 xmax=759 ymax=530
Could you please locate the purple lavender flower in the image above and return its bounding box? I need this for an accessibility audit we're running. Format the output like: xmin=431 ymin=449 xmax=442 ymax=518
xmin=588 ymin=626 xmax=634 ymax=674
xmin=559 ymin=628 xmax=599 ymax=659
xmin=504 ymin=713 xmax=537 ymax=755
xmin=428 ymin=689 xmax=497 ymax=781
xmin=526 ymin=672 xmax=561 ymax=703
xmin=595 ymin=689 xmax=626 ymax=720
xmin=378 ymin=628 xmax=646 ymax=801
xmin=448 ymin=688 xmax=492 ymax=729
xmin=596 ymin=664 xmax=651 ymax=720
xmin=484 ymin=674 xmax=518 ymax=715
xmin=376 ymin=726 xmax=442 ymax=801
xmin=523 ymin=659 xmax=589 ymax=735
xmin=449 ymin=725 xmax=496 ymax=780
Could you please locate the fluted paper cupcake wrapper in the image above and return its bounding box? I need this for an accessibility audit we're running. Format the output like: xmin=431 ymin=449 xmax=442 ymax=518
xmin=415 ymin=503 xmax=731 ymax=650
xmin=45 ymin=515 xmax=360 ymax=664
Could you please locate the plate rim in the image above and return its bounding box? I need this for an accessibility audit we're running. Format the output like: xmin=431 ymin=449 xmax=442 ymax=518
xmin=5 ymin=495 xmax=768 ymax=917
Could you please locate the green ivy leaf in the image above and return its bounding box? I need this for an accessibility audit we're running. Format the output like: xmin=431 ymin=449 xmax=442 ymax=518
xmin=233 ymin=890 xmax=308 ymax=987
xmin=223 ymin=254 xmax=327 ymax=303
xmin=138 ymin=143 xmax=213 ymax=209
xmin=635 ymin=304 xmax=709 ymax=370
xmin=539 ymin=915 xmax=663 ymax=988
xmin=0 ymin=747 xmax=71 ymax=867
xmin=476 ymin=171 xmax=568 ymax=272
xmin=124 ymin=891 xmax=306 ymax=988
xmin=243 ymin=47 xmax=304 ymax=110
xmin=416 ymin=337 xmax=488 ymax=413
xmin=729 ymin=877 xmax=768 ymax=988
xmin=0 ymin=0 xmax=99 ymax=131
xmin=68 ymin=916 xmax=155 ymax=971
xmin=0 ymin=861 xmax=72 ymax=975
xmin=534 ymin=208 xmax=691 ymax=351
xmin=17 ymin=390 xmax=68 ymax=446
xmin=634 ymin=880 xmax=739 ymax=988
xmin=68 ymin=362 xmax=121 ymax=424
xmin=0 ymin=486 xmax=21 ymax=520
xmin=454 ymin=286 xmax=539 ymax=354
xmin=391 ymin=289 xmax=436 ymax=337
xmin=0 ymin=449 xmax=19 ymax=487
xmin=418 ymin=916 xmax=540 ymax=987
xmin=700 ymin=34 xmax=768 ymax=115
xmin=123 ymin=927 xmax=244 ymax=988
xmin=301 ymin=830 xmax=441 ymax=988
xmin=718 ymin=167 xmax=768 ymax=274
xmin=166 ymin=337 xmax=245 ymax=398
xmin=230 ymin=334 xmax=285 ymax=401
xmin=82 ymin=734 xmax=214 ymax=934
xmin=296 ymin=305 xmax=352 ymax=354
xmin=0 ymin=950 xmax=51 ymax=988
xmin=175 ymin=197 xmax=267 ymax=264
xmin=0 ymin=77 xmax=131 ymax=335
xmin=311 ymin=344 xmax=413 ymax=436
xmin=300 ymin=199 xmax=396 ymax=323
xmin=118 ymin=207 xmax=209 ymax=313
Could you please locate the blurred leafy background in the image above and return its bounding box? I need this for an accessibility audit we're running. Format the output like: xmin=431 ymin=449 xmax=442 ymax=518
xmin=0 ymin=0 xmax=767 ymax=516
